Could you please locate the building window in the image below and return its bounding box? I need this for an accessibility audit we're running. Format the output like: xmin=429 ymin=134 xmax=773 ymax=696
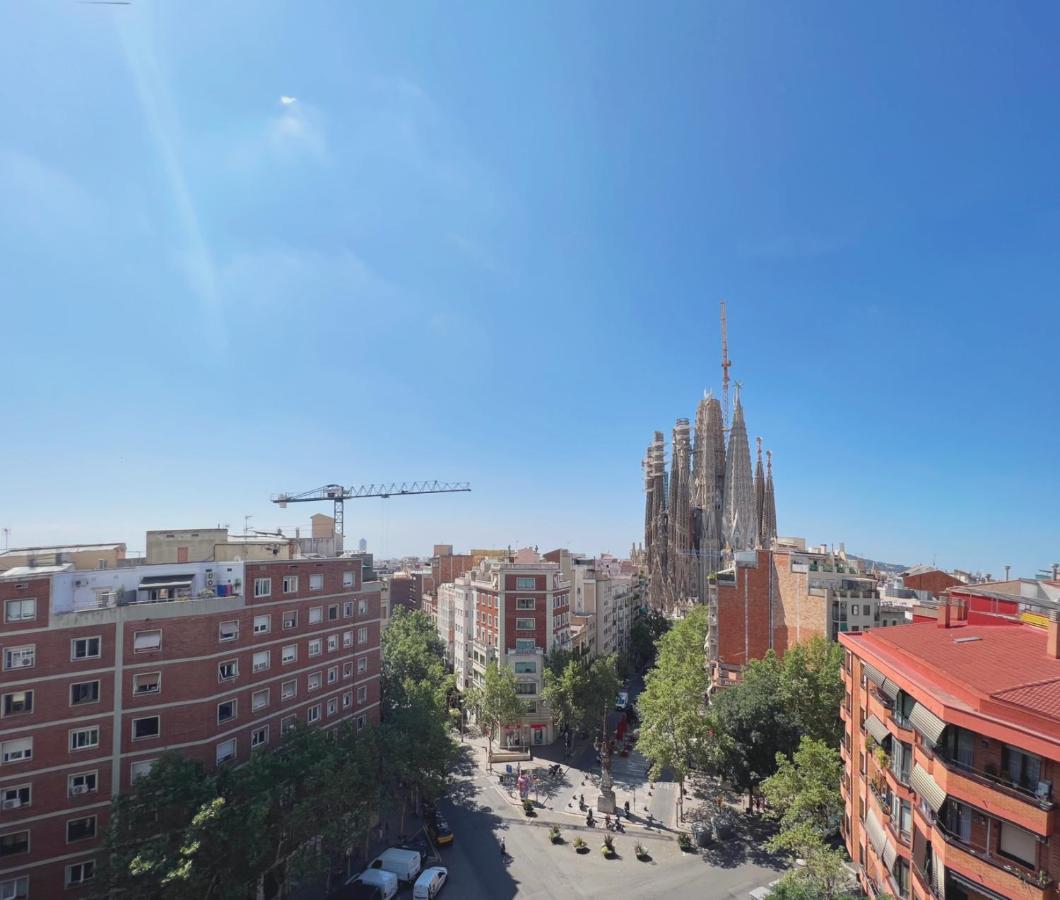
xmin=357 ymin=685 xmax=368 ymax=704
xmin=309 ymin=607 xmax=323 ymax=624
xmin=71 ymin=636 xmax=101 ymax=660
xmin=343 ymin=662 xmax=353 ymax=678
xmin=1000 ymin=820 xmax=1037 ymax=867
xmin=251 ymin=726 xmax=269 ymax=749
xmin=218 ymin=660 xmax=238 ymax=682
xmin=133 ymin=671 xmax=161 ymax=695
xmin=254 ymin=578 xmax=272 ymax=598
xmin=523 ymin=700 xmax=537 ymax=713
xmin=1 ymin=738 xmax=32 ymax=764
xmin=0 ymin=877 xmax=28 ymax=900
xmin=281 ymin=715 xmax=297 ymax=733
xmin=218 ymin=620 xmax=239 ymax=642
xmin=357 ymin=626 xmax=368 ymax=644
xmin=343 ymin=691 xmax=352 ymax=708
xmin=327 ymin=698 xmax=337 ymax=716
xmin=283 ymin=610 xmax=297 ymax=629
xmin=358 ymin=598 xmax=369 ymax=615
xmin=66 ymin=860 xmax=96 ymax=887
xmin=283 ymin=575 xmax=299 ymax=594
xmin=309 ymin=574 xmax=324 ymax=592
xmin=0 ymin=831 xmax=29 ymax=858
xmin=70 ymin=726 xmax=100 ymax=750
xmin=216 ymin=739 xmax=237 ymax=765
xmin=252 ymin=650 xmax=270 ymax=673
xmin=130 ymin=759 xmax=156 ymax=782
xmin=0 ymin=785 xmax=30 ymax=809
xmin=4 ymin=599 xmax=35 ymax=623
xmin=253 ymin=615 xmax=271 ymax=635
xmin=307 ymin=704 xmax=321 ymax=723
xmin=1002 ymin=744 xmax=1042 ymax=792
xmin=328 ymin=604 xmax=338 ymax=621
xmin=357 ymin=656 xmax=368 ymax=673
xmin=515 ymin=577 xmax=537 ymax=590
xmin=70 ymin=681 xmax=100 ymax=706
xmin=343 ymin=571 xmax=354 ymax=588
xmin=281 ymin=680 xmax=297 ymax=700
xmin=515 ymin=638 xmax=535 ymax=651
xmin=515 ymin=681 xmax=536 ymax=695
xmin=327 ymin=635 xmax=338 ymax=652
xmin=516 ymin=597 xmax=535 ymax=610
xmin=513 ymin=661 xmax=536 ymax=674
xmin=516 ymin=617 xmax=535 ymax=631
xmin=343 ymin=631 xmax=353 ymax=648
xmin=308 ymin=672 xmax=322 ymax=691
xmin=68 ymin=771 xmax=97 ymax=796
xmin=308 ymin=638 xmax=322 ymax=657
xmin=344 ymin=601 xmax=354 ymax=617
xmin=132 ymin=717 xmax=160 ymax=740
xmin=251 ymin=688 xmax=270 ymax=712
xmin=67 ymin=815 xmax=97 ymax=842
xmin=281 ymin=644 xmax=297 ymax=664
xmin=217 ymin=700 xmax=237 ymax=723
xmin=3 ymin=646 xmax=35 ymax=670
xmin=1 ymin=691 xmax=32 ymax=717
xmin=356 ymin=714 xmax=367 ymax=732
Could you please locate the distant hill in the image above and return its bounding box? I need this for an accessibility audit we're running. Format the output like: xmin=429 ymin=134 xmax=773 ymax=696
xmin=845 ymin=553 xmax=907 ymax=576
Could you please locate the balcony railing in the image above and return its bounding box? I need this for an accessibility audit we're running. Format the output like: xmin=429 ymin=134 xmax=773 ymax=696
xmin=930 ymin=747 xmax=1055 ymax=809
xmin=935 ymin=817 xmax=1054 ymax=891
xmin=911 ymin=858 xmax=942 ymax=900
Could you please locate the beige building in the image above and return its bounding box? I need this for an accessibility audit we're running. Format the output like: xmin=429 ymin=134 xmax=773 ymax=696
xmin=0 ymin=542 xmax=126 ymax=572
xmin=146 ymin=528 xmax=293 ymax=564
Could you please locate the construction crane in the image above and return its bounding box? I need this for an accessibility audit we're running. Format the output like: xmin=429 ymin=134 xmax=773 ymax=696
xmin=271 ymin=481 xmax=471 ymax=536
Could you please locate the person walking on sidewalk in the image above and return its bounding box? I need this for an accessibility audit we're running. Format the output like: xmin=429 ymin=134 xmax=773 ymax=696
xmin=500 ymin=838 xmax=506 ymax=859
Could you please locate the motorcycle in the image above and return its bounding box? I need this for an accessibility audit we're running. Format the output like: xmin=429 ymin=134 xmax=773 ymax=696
xmin=547 ymin=763 xmax=562 ymax=777
xmin=585 ymin=812 xmax=595 ymax=827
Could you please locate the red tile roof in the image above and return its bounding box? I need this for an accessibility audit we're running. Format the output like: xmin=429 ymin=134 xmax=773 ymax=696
xmin=858 ymin=621 xmax=1060 ymax=723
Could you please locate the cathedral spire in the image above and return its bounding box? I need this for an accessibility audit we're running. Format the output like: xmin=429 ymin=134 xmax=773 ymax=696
xmin=753 ymin=436 xmax=766 ymax=549
xmin=762 ymin=449 xmax=777 ymax=548
xmin=722 ymin=384 xmax=756 ymax=551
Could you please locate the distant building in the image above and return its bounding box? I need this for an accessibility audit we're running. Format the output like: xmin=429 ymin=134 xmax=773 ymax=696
xmin=840 ymin=604 xmax=1060 ymax=900
xmin=385 ymin=572 xmax=415 ymax=615
xmin=146 ymin=528 xmax=294 ymax=564
xmin=358 ymin=537 xmax=368 ymax=553
xmin=0 ymin=543 xmax=126 ymax=573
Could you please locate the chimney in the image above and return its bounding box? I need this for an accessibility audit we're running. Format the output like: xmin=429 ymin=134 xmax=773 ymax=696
xmin=1052 ymin=563 xmax=1059 ymax=582
xmin=1048 ymin=611 xmax=1060 ymax=660
xmin=1004 ymin=564 xmax=1011 ymax=581
xmin=937 ymin=598 xmax=953 ymax=629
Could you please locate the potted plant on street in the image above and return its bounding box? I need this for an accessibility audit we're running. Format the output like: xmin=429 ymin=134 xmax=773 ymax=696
xmin=678 ymin=832 xmax=693 ymax=852
xmin=573 ymin=836 xmax=588 ymax=854
xmin=549 ymin=825 xmax=563 ymax=845
xmin=601 ymin=834 xmax=616 ymax=858
xmin=522 ymin=798 xmax=535 ymax=817
xmin=635 ymin=841 xmax=650 ymax=861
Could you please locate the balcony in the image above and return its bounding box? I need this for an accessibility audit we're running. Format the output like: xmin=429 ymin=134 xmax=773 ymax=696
xmin=933 ymin=819 xmax=1053 ymax=900
xmin=911 ymin=858 xmax=942 ymax=900
xmin=928 ymin=750 xmax=1055 ymax=835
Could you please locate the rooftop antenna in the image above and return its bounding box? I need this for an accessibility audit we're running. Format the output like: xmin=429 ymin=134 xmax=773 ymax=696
xmin=721 ymin=300 xmax=731 ymax=430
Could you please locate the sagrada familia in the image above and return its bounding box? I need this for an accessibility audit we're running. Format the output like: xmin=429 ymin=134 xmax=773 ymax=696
xmin=641 ymin=308 xmax=777 ymax=611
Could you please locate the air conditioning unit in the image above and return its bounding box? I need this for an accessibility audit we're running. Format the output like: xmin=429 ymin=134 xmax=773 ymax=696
xmin=205 ymin=568 xmax=215 ymax=588
xmin=74 ymin=579 xmax=85 ymax=588
xmin=70 ymin=785 xmax=88 ymax=796
xmin=12 ymin=658 xmax=32 ymax=668
xmin=2 ymin=798 xmax=21 ymax=809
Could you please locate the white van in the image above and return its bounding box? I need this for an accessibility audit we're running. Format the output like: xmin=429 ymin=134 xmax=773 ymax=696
xmin=348 ymin=867 xmax=398 ymax=900
xmin=413 ymin=866 xmax=448 ymax=900
xmin=368 ymin=847 xmax=422 ymax=885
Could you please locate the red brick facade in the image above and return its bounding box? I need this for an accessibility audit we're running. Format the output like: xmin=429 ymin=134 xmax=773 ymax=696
xmin=0 ymin=559 xmax=381 ymax=899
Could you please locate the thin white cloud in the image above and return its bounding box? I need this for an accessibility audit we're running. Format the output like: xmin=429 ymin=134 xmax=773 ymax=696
xmin=280 ymin=95 xmax=297 ymax=106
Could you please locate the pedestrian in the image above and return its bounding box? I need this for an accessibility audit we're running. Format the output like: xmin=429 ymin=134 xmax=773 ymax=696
xmin=500 ymin=838 xmax=506 ymax=859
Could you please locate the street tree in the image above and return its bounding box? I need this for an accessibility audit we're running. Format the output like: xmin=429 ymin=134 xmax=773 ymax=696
xmin=629 ymin=609 xmax=671 ymax=670
xmin=777 ymin=636 xmax=844 ymax=747
xmin=542 ymin=654 xmax=588 ymax=738
xmin=582 ymin=654 xmax=621 ymax=738
xmin=760 ymin=737 xmax=843 ymax=842
xmin=635 ymin=606 xmax=711 ymax=820
xmin=467 ymin=661 xmax=525 ymax=760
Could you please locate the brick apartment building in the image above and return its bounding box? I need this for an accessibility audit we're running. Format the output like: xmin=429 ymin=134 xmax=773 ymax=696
xmin=840 ymin=601 xmax=1060 ymax=900
xmin=464 ymin=557 xmax=571 ymax=749
xmin=0 ymin=558 xmax=381 ymax=899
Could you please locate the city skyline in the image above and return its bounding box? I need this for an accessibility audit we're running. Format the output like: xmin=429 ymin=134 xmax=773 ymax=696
xmin=2 ymin=3 xmax=1059 ymax=578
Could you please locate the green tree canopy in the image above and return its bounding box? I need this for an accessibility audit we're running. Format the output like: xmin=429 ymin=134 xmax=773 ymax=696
xmin=760 ymin=737 xmax=843 ymax=843
xmin=629 ymin=609 xmax=671 ymax=670
xmin=467 ymin=661 xmax=525 ymax=757
xmin=776 ymin=636 xmax=844 ymax=747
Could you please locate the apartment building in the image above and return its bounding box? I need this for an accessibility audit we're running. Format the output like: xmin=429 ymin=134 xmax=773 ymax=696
xmin=570 ymin=561 xmax=637 ymax=659
xmin=840 ymin=603 xmax=1060 ymax=900
xmin=0 ymin=544 xmax=126 ymax=574
xmin=435 ymin=581 xmax=473 ymax=692
xmin=0 ymin=558 xmax=381 ymax=899
xmin=465 ymin=558 xmax=571 ymax=749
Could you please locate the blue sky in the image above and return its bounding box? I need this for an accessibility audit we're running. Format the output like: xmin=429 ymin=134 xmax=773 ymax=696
xmin=1 ymin=3 xmax=1058 ymax=577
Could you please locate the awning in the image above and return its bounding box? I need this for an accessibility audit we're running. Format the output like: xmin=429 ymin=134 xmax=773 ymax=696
xmin=863 ymin=663 xmax=885 ymax=687
xmin=910 ymin=763 xmax=946 ymax=813
xmin=138 ymin=574 xmax=194 ymax=590
xmin=865 ymin=714 xmax=890 ymax=745
xmin=865 ymin=810 xmax=887 ymax=855
xmin=882 ymin=838 xmax=898 ymax=870
xmin=948 ymin=871 xmax=1011 ymax=900
xmin=909 ymin=702 xmax=946 ymax=746
xmin=879 ymin=678 xmax=900 ymax=701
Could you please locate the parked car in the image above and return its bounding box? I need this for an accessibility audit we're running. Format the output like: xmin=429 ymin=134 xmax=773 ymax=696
xmin=345 ymin=868 xmax=397 ymax=900
xmin=412 ymin=866 xmax=448 ymax=900
xmin=368 ymin=848 xmax=422 ymax=885
xmin=427 ymin=812 xmax=453 ymax=846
